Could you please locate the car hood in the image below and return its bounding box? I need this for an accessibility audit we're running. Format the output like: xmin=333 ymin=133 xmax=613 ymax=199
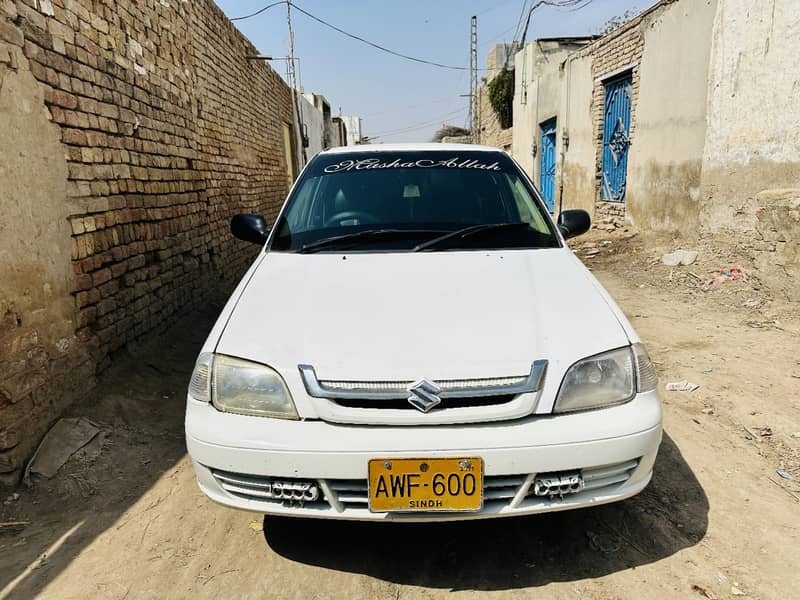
xmin=216 ymin=249 xmax=631 ymax=387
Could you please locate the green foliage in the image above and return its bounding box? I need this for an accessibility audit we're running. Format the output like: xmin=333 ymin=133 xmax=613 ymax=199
xmin=488 ymin=68 xmax=514 ymax=130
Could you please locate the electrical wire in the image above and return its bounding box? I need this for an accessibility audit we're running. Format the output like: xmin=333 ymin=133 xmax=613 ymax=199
xmin=511 ymin=0 xmax=531 ymax=42
xmin=519 ymin=0 xmax=596 ymax=44
xmin=232 ymin=1 xmax=472 ymax=71
xmin=368 ymin=108 xmax=469 ymax=139
xmin=288 ymin=2 xmax=470 ymax=70
xmin=230 ymin=1 xmax=284 ymax=21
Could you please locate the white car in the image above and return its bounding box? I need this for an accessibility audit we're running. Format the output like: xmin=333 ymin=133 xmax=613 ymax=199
xmin=186 ymin=143 xmax=662 ymax=521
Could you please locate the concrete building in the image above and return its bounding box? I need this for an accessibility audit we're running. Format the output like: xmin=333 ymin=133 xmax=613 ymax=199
xmin=339 ymin=115 xmax=363 ymax=145
xmin=511 ymin=36 xmax=596 ymax=212
xmin=510 ymin=0 xmax=799 ymax=299
xmin=330 ymin=116 xmax=347 ymax=148
xmin=295 ymin=91 xmax=324 ymax=160
xmin=304 ymin=93 xmax=335 ymax=149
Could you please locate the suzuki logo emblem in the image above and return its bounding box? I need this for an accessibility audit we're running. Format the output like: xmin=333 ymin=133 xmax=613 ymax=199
xmin=407 ymin=379 xmax=442 ymax=413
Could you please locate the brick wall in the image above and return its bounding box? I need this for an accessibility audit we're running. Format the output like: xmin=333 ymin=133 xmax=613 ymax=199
xmin=0 ymin=0 xmax=294 ymax=485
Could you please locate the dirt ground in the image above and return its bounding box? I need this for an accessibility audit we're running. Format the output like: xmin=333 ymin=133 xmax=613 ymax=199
xmin=2 ymin=231 xmax=799 ymax=600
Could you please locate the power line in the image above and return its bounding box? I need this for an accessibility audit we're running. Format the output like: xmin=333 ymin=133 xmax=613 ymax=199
xmin=369 ymin=108 xmax=469 ymax=139
xmin=289 ymin=2 xmax=470 ymax=71
xmin=230 ymin=1 xmax=284 ymax=21
xmin=511 ymin=1 xmax=531 ymax=42
xmin=232 ymin=1 xmax=473 ymax=71
xmin=519 ymin=0 xmax=595 ymax=45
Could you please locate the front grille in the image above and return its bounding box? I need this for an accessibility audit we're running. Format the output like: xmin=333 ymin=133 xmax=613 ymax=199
xmin=317 ymin=376 xmax=529 ymax=395
xmin=298 ymin=362 xmax=548 ymax=425
xmin=210 ymin=458 xmax=640 ymax=514
xmin=332 ymin=394 xmax=517 ymax=410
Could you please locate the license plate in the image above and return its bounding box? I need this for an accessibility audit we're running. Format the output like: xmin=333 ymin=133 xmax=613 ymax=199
xmin=368 ymin=457 xmax=483 ymax=512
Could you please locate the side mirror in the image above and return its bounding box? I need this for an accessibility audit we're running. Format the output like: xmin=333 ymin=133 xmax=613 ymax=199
xmin=557 ymin=209 xmax=591 ymax=239
xmin=231 ymin=214 xmax=270 ymax=245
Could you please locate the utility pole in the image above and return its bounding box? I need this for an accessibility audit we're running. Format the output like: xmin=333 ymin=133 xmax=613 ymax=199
xmin=469 ymin=16 xmax=478 ymax=144
xmin=286 ymin=1 xmax=307 ymax=165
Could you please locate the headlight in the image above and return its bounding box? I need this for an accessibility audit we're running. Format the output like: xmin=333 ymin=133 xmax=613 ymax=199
xmin=212 ymin=355 xmax=298 ymax=419
xmin=554 ymin=343 xmax=658 ymax=413
xmin=554 ymin=346 xmax=636 ymax=413
xmin=188 ymin=353 xmax=298 ymax=419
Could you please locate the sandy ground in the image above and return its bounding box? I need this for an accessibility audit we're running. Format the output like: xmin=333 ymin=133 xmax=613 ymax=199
xmin=1 ymin=231 xmax=799 ymax=600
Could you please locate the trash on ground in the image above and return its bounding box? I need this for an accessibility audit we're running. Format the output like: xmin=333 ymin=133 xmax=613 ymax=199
xmin=662 ymin=249 xmax=698 ymax=266
xmin=777 ymin=469 xmax=795 ymax=481
xmin=248 ymin=521 xmax=263 ymax=532
xmin=24 ymin=417 xmax=101 ymax=483
xmin=731 ymin=584 xmax=746 ymax=596
xmin=755 ymin=426 xmax=773 ymax=437
xmin=666 ymin=380 xmax=700 ymax=392
xmin=705 ymin=267 xmax=748 ymax=285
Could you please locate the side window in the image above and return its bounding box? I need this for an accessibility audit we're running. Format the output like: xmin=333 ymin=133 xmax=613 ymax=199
xmin=508 ymin=175 xmax=550 ymax=234
xmin=286 ymin=176 xmax=318 ymax=231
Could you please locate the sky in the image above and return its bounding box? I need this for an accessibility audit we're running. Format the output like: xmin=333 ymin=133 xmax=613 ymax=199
xmin=216 ymin=0 xmax=644 ymax=143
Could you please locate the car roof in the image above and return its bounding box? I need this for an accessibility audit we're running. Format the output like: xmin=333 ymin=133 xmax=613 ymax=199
xmin=319 ymin=143 xmax=505 ymax=155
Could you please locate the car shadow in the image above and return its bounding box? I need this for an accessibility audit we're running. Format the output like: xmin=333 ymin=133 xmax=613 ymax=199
xmin=263 ymin=432 xmax=707 ymax=592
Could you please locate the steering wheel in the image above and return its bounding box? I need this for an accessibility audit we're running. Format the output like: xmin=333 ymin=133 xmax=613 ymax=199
xmin=324 ymin=210 xmax=379 ymax=228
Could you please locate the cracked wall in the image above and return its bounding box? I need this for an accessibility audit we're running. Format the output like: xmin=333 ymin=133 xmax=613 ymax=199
xmin=700 ymin=0 xmax=800 ymax=298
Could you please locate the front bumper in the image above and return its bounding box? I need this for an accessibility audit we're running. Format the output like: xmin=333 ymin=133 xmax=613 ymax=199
xmin=186 ymin=391 xmax=662 ymax=521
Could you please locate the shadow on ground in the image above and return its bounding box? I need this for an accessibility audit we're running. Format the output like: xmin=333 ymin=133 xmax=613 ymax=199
xmin=263 ymin=432 xmax=707 ymax=592
xmin=0 ymin=306 xmax=218 ymax=599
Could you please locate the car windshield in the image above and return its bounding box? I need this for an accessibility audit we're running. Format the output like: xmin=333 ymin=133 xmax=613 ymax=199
xmin=270 ymin=150 xmax=560 ymax=253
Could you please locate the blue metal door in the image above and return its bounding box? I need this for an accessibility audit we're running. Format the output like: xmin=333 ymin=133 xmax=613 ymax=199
xmin=539 ymin=118 xmax=557 ymax=213
xmin=601 ymin=74 xmax=632 ymax=202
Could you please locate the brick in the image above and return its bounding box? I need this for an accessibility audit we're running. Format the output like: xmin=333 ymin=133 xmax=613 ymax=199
xmin=47 ymin=88 xmax=79 ymax=109
xmin=0 ymin=20 xmax=24 ymax=47
xmin=62 ymin=127 xmax=87 ymax=145
xmin=91 ymin=268 xmax=112 ymax=286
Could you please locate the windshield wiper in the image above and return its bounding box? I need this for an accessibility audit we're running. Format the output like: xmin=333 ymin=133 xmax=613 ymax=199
xmin=298 ymin=229 xmax=446 ymax=253
xmin=412 ymin=222 xmax=532 ymax=252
